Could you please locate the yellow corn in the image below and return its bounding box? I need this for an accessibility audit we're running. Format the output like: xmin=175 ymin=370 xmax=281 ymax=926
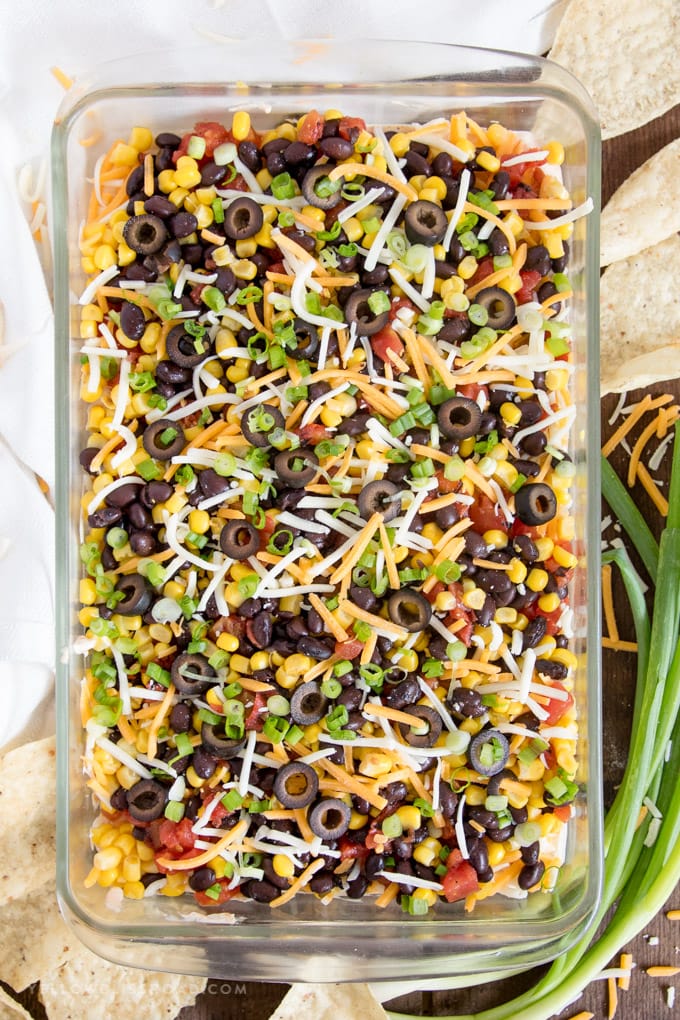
xmin=349 ymin=810 xmax=369 ymax=830
xmin=483 ymin=529 xmax=508 ymax=550
xmin=232 ymin=111 xmax=251 ymax=141
xmin=526 ymin=568 xmax=549 ymax=592
xmin=538 ymin=592 xmax=561 ymax=614
xmin=507 ymin=558 xmax=527 ymax=585
xmin=216 ymin=632 xmax=239 ymax=653
xmin=272 ymin=853 xmax=295 ymax=879
xmin=500 ymin=401 xmax=522 ymax=426
xmin=534 ymin=537 xmax=554 ymax=561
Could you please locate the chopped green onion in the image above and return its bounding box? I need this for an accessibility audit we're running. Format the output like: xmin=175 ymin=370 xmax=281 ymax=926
xmin=164 ymin=800 xmax=185 ymax=822
xmin=237 ymin=574 xmax=259 ymax=599
xmin=137 ymin=459 xmax=161 ymax=481
xmin=202 ymin=286 xmax=226 ymax=313
xmin=271 ymin=173 xmax=296 ymax=200
xmin=187 ymin=135 xmax=206 ymax=159
xmin=267 ymin=695 xmax=290 ymax=717
xmin=381 ymin=814 xmax=403 ymax=838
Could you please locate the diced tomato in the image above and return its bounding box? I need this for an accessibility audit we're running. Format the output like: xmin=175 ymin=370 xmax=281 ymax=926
xmin=456 ymin=382 xmax=488 ymax=404
xmin=370 ymin=326 xmax=404 ymax=363
xmin=339 ymin=835 xmax=370 ymax=859
xmin=244 ymin=691 xmax=266 ymax=731
xmin=297 ymin=109 xmax=324 ymax=144
xmin=442 ymin=859 xmax=480 ymax=903
xmin=338 ymin=117 xmax=366 ymax=142
xmin=540 ymin=682 xmax=575 ymax=726
xmin=208 ymin=800 xmax=230 ymax=828
xmin=229 ymin=174 xmax=249 ymax=192
xmin=174 ymin=121 xmax=232 ymax=161
xmin=553 ymin=804 xmax=572 ymax=823
xmin=516 ymin=269 xmax=542 ymax=305
xmin=506 ymin=150 xmax=547 ymax=188
xmin=543 ymin=750 xmax=557 ymax=771
xmin=334 ymin=638 xmax=364 ymax=660
xmin=297 ymin=423 xmax=332 ymax=445
xmin=267 ymin=260 xmax=286 ymax=276
xmin=258 ymin=513 xmax=277 ymax=548
xmin=194 ymin=880 xmax=241 ymax=907
xmin=155 ymin=846 xmax=203 ymax=875
xmin=468 ymin=493 xmax=506 ymax=535
xmin=209 ymin=614 xmax=247 ymax=642
xmin=469 ymin=256 xmax=495 ymax=289
xmin=434 ymin=469 xmax=460 ymax=495
xmin=423 ymin=581 xmax=445 ymax=605
xmin=158 ymin=817 xmax=197 ymax=854
xmin=388 ymin=297 xmax=417 ymax=322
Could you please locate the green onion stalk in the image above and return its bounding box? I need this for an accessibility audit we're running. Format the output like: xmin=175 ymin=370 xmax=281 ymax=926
xmin=389 ymin=422 xmax=680 ymax=1020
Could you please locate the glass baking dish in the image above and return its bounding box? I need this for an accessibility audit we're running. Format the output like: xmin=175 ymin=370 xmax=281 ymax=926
xmin=52 ymin=39 xmax=602 ymax=984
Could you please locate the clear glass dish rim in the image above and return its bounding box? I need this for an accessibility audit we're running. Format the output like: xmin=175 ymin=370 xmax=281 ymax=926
xmin=51 ymin=38 xmax=602 ymax=973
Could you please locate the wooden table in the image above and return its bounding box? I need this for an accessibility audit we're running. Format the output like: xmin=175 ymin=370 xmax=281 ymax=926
xmin=13 ymin=100 xmax=680 ymax=1020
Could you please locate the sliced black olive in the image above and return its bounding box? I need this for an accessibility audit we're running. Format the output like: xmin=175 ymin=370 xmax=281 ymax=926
xmin=126 ymin=779 xmax=167 ymax=821
xmin=308 ymin=798 xmax=351 ymax=840
xmin=165 ymin=323 xmax=212 ymax=369
xmin=301 ymin=165 xmax=343 ymax=210
xmin=287 ymin=318 xmax=320 ymax=361
xmin=142 ymin=419 xmax=185 ymax=461
xmin=357 ymin=479 xmax=400 ymax=523
xmin=344 ymin=288 xmax=390 ymax=337
xmin=397 ymin=705 xmax=442 ymax=747
xmin=404 ymin=200 xmax=448 ymax=246
xmin=387 ymin=589 xmax=432 ymax=632
xmin=113 ymin=573 xmax=153 ymax=616
xmin=273 ymin=761 xmax=319 ymax=809
xmin=219 ymin=519 xmax=260 ymax=560
xmin=240 ymin=403 xmax=285 ymax=448
xmin=475 ymin=286 xmax=517 ymax=330
xmin=200 ymin=722 xmax=247 ymax=760
xmin=171 ymin=652 xmax=216 ymax=696
xmin=273 ymin=448 xmax=319 ymax=489
xmin=468 ymin=728 xmax=510 ymax=777
xmin=289 ymin=681 xmax=328 ymax=726
xmin=223 ymin=196 xmax=264 ymax=241
xmin=515 ymin=482 xmax=557 ymax=526
xmin=123 ymin=214 xmax=168 ymax=256
xmin=437 ymin=397 xmax=482 ymax=440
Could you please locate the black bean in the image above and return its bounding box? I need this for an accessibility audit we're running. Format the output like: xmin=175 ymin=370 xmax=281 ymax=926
xmin=431 ymin=152 xmax=453 ymax=177
xmin=537 ymin=281 xmax=560 ymax=311
xmin=410 ymin=141 xmax=429 ymax=157
xmin=88 ymin=507 xmax=122 ymax=528
xmin=447 ymin=686 xmax=485 ymax=719
xmin=192 ymin=748 xmax=218 ymax=779
xmin=129 ymin=531 xmax=156 ymax=556
xmin=338 ymin=687 xmax=362 ymax=712
xmin=189 ymin=866 xmax=217 ymax=892
xmin=487 ymin=227 xmax=510 ymax=257
xmin=520 ymin=432 xmax=547 ymax=458
xmin=247 ymin=612 xmax=272 ymax=649
xmin=284 ymin=141 xmax=315 ymax=165
xmin=309 ymin=871 xmax=335 ymax=895
xmin=404 ymin=149 xmax=430 ymax=178
xmin=316 ymin=135 xmax=351 ymax=160
xmin=518 ymin=860 xmax=545 ymax=890
xmin=170 ymin=703 xmax=192 ymax=733
xmin=384 ymin=781 xmax=408 ymax=806
xmin=524 ymin=244 xmax=551 ymax=276
xmin=245 ymin=879 xmax=280 ymax=903
xmin=362 ymin=265 xmax=389 ymax=287
xmin=143 ymin=195 xmax=175 ymax=218
xmin=468 ymin=838 xmax=490 ymax=877
xmin=234 ymin=140 xmax=260 ymax=172
xmin=199 ymin=161 xmax=228 ymax=187
xmin=347 ymin=584 xmax=378 ymax=612
xmin=512 ymin=458 xmax=541 ymax=479
xmin=125 ymin=165 xmax=145 ymax=197
xmin=156 ymin=360 xmax=192 ymax=386
xmin=520 ymin=840 xmax=540 ymax=866
xmin=391 ymin=838 xmax=413 ymax=862
xmin=119 ymin=301 xmax=146 ymax=341
xmin=79 ymin=447 xmax=99 ymax=473
xmin=517 ymin=400 xmax=543 ymax=426
xmin=198 ymin=468 xmax=231 ymax=498
xmin=101 ymin=546 xmax=117 ymax=570
xmin=552 ymin=242 xmax=569 ymax=273
xmin=110 ymin=786 xmax=128 ymax=811
xmin=346 ymin=874 xmax=368 ymax=899
xmin=141 ymin=480 xmax=173 ymax=507
xmin=555 ymin=634 xmax=569 ymax=649
xmin=169 ymin=210 xmax=198 ymax=238
xmin=536 ymin=658 xmax=569 ymax=680
xmin=438 ymin=781 xmax=458 ymax=819
xmin=522 ymin=616 xmax=547 ymax=651
xmin=475 ymin=594 xmax=496 ymax=627
xmin=297 ymin=636 xmax=333 ymax=659
xmin=468 ymin=806 xmax=496 ymax=830
xmin=383 ymin=677 xmax=420 ymax=710
xmin=127 ymin=502 xmax=152 ymax=530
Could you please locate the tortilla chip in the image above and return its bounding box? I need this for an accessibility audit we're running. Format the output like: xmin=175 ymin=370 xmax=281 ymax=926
xmin=0 ymin=882 xmax=74 ymax=992
xmin=0 ymin=987 xmax=32 ymax=1020
xmin=601 ymin=139 xmax=680 ymax=266
xmin=269 ymin=983 xmax=388 ymax=1020
xmin=600 ymin=234 xmax=680 ymax=394
xmin=0 ymin=736 xmax=56 ymax=906
xmin=39 ymin=939 xmax=206 ymax=1020
xmin=549 ymin=0 xmax=680 ymax=139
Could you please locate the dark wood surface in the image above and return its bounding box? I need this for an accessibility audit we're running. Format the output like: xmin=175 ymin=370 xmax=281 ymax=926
xmin=11 ymin=102 xmax=679 ymax=1020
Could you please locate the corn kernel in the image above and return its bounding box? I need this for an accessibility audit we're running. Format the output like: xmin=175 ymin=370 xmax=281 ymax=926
xmin=186 ymin=765 xmax=205 ymax=789
xmin=476 ymin=150 xmax=501 ymax=173
xmin=389 ymin=132 xmax=410 ymax=157
xmin=457 ymin=255 xmax=478 ymax=280
xmin=359 ymin=752 xmax=393 ymax=778
xmin=418 ymin=187 xmax=440 ymax=205
xmin=483 ymin=529 xmax=508 ymax=550
xmin=462 ymin=588 xmax=486 ymax=610
xmin=534 ymin=537 xmax=554 ymax=561
xmin=526 ymin=568 xmax=549 ymax=592
xmin=546 ymin=369 xmax=569 ymax=392
xmin=111 ymin=142 xmax=139 ymax=167
xmin=116 ymin=765 xmax=139 ymax=790
xmin=320 ymin=406 xmax=342 ymax=428
xmin=487 ymin=123 xmax=508 ymax=149
xmin=391 ymin=648 xmax=418 ymax=672
xmin=503 ymin=211 xmax=524 ymax=237
xmin=129 ymin=127 xmax=153 ymax=152
xmin=487 ymin=841 xmax=506 ymax=867
xmin=545 ymin=232 xmax=565 ymax=259
xmin=507 ymin=558 xmax=527 ymax=585
xmin=500 ymin=401 xmax=522 ymax=426
xmin=168 ymin=186 xmax=189 ymax=207
xmin=93 ymin=244 xmax=117 ymax=271
xmin=94 ymin=846 xmax=123 ymax=871
xmin=554 ymin=546 xmax=574 ymax=571
xmin=349 ymin=810 xmax=368 ymax=831
xmin=232 ymin=259 xmax=257 ymax=281
xmin=465 ymin=784 xmax=487 ymax=805
xmin=342 ymin=217 xmax=363 ymax=243
xmin=79 ymin=577 xmax=97 ymax=605
xmin=412 ymin=887 xmax=438 ymax=908
xmin=546 ymin=140 xmax=565 ymax=166
xmin=97 ymin=867 xmax=120 ymax=888
xmin=413 ymin=837 xmax=440 ymax=867
xmin=272 ymin=853 xmax=295 ymax=879
xmin=188 ymin=509 xmax=211 ymax=535
xmin=232 ymin=111 xmax=251 ymax=141
xmin=435 ymin=591 xmax=457 ymax=613
xmin=494 ymin=460 xmax=518 ymax=489
xmin=538 ymin=592 xmax=561 ymax=614
xmin=160 ymin=873 xmax=187 ymax=897
xmin=216 ymin=632 xmax=239 ymax=653
xmin=495 ymin=607 xmax=517 ymax=625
